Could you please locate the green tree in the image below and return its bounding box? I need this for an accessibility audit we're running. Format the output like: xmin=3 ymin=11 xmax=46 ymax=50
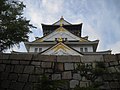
xmin=0 ymin=0 xmax=35 ymax=52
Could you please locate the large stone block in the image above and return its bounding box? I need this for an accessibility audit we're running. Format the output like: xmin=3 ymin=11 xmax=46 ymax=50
xmin=45 ymin=69 xmax=53 ymax=73
xmin=70 ymin=80 xmax=79 ymax=88
xmin=5 ymin=65 xmax=14 ymax=73
xmin=57 ymin=56 xmax=81 ymax=62
xmin=0 ymin=80 xmax=10 ymax=88
xmin=52 ymin=74 xmax=61 ymax=80
xmin=8 ymin=73 xmax=18 ymax=81
xmin=80 ymin=81 xmax=89 ymax=87
xmin=0 ymin=64 xmax=6 ymax=72
xmin=104 ymin=54 xmax=116 ymax=62
xmin=29 ymin=75 xmax=40 ymax=82
xmin=11 ymin=60 xmax=19 ymax=64
xmin=62 ymin=71 xmax=72 ymax=79
xmin=34 ymin=66 xmax=43 ymax=74
xmin=109 ymin=82 xmax=120 ymax=88
xmin=9 ymin=54 xmax=33 ymax=60
xmin=31 ymin=61 xmax=41 ymax=66
xmin=23 ymin=66 xmax=34 ymax=74
xmin=73 ymin=73 xmax=81 ymax=80
xmin=41 ymin=62 xmax=52 ymax=68
xmin=55 ymin=62 xmax=64 ymax=71
xmin=14 ymin=65 xmax=24 ymax=73
xmin=64 ymin=63 xmax=74 ymax=70
xmin=81 ymin=55 xmax=103 ymax=63
xmin=0 ymin=72 xmax=9 ymax=80
xmin=0 ymin=54 xmax=9 ymax=60
xmin=10 ymin=82 xmax=25 ymax=90
xmin=109 ymin=61 xmax=118 ymax=66
xmin=23 ymin=83 xmax=33 ymax=90
xmin=19 ymin=61 xmax=29 ymax=65
xmin=18 ymin=74 xmax=29 ymax=82
xmin=2 ymin=60 xmax=11 ymax=64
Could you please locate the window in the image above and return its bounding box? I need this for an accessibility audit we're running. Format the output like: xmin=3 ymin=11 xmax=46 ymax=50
xmin=34 ymin=48 xmax=38 ymax=52
xmin=39 ymin=48 xmax=42 ymax=52
xmin=65 ymin=38 xmax=67 ymax=41
xmin=80 ymin=48 xmax=83 ymax=52
xmin=85 ymin=48 xmax=88 ymax=52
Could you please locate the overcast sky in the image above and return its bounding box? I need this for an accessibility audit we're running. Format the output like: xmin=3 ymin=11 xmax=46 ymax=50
xmin=10 ymin=0 xmax=120 ymax=54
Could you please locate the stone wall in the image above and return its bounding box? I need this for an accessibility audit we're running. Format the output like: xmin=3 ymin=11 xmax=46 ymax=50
xmin=0 ymin=53 xmax=120 ymax=90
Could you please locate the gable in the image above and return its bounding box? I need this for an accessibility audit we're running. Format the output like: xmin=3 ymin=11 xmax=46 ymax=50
xmin=41 ymin=42 xmax=83 ymax=56
xmin=53 ymin=17 xmax=71 ymax=25
xmin=34 ymin=27 xmax=88 ymax=42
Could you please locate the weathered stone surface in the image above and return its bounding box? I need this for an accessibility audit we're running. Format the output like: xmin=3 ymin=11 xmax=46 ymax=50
xmin=0 ymin=54 xmax=9 ymax=60
xmin=2 ymin=60 xmax=11 ymax=64
xmin=0 ymin=72 xmax=9 ymax=80
xmin=104 ymin=54 xmax=116 ymax=62
xmin=57 ymin=56 xmax=81 ymax=62
xmin=23 ymin=66 xmax=34 ymax=74
xmin=57 ymin=62 xmax=64 ymax=71
xmin=1 ymin=80 xmax=10 ymax=88
xmin=14 ymin=65 xmax=24 ymax=73
xmin=8 ymin=73 xmax=18 ymax=81
xmin=9 ymin=54 xmax=32 ymax=60
xmin=23 ymin=83 xmax=33 ymax=90
xmin=81 ymin=55 xmax=103 ymax=63
xmin=115 ymin=66 xmax=120 ymax=72
xmin=80 ymin=81 xmax=89 ymax=87
xmin=73 ymin=73 xmax=81 ymax=80
xmin=107 ymin=67 xmax=117 ymax=73
xmin=52 ymin=74 xmax=61 ymax=80
xmin=29 ymin=75 xmax=40 ymax=82
xmin=41 ymin=62 xmax=52 ymax=68
xmin=110 ymin=82 xmax=120 ymax=88
xmin=0 ymin=60 xmax=3 ymax=63
xmin=34 ymin=66 xmax=43 ymax=74
xmin=64 ymin=63 xmax=74 ymax=70
xmin=62 ymin=71 xmax=72 ymax=79
xmin=109 ymin=61 xmax=118 ymax=66
xmin=10 ymin=82 xmax=25 ymax=90
xmin=5 ymin=65 xmax=14 ymax=73
xmin=31 ymin=61 xmax=41 ymax=66
xmin=11 ymin=60 xmax=19 ymax=64
xmin=19 ymin=61 xmax=29 ymax=65
xmin=18 ymin=74 xmax=29 ymax=82
xmin=45 ymin=69 xmax=53 ymax=73
xmin=0 ymin=64 xmax=6 ymax=72
xmin=70 ymin=80 xmax=79 ymax=88
xmin=81 ymin=76 xmax=87 ymax=81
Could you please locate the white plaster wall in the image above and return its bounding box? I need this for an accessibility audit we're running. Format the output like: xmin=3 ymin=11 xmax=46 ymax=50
xmin=43 ymin=30 xmax=80 ymax=41
xmin=70 ymin=45 xmax=93 ymax=52
xmin=29 ymin=45 xmax=51 ymax=52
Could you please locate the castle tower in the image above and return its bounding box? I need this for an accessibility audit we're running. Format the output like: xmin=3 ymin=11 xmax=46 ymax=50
xmin=24 ymin=17 xmax=111 ymax=55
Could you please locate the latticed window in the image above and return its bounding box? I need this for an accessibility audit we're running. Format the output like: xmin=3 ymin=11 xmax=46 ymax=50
xmin=34 ymin=48 xmax=38 ymax=52
xmin=85 ymin=48 xmax=88 ymax=52
xmin=80 ymin=48 xmax=83 ymax=52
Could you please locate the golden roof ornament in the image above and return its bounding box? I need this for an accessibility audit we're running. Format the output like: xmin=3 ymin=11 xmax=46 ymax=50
xmin=60 ymin=16 xmax=64 ymax=27
xmin=58 ymin=37 xmax=63 ymax=42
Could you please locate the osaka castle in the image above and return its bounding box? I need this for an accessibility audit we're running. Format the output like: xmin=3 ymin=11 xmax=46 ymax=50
xmin=24 ymin=17 xmax=111 ymax=55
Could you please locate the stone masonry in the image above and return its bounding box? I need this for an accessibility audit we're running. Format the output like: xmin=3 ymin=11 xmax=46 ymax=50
xmin=0 ymin=53 xmax=120 ymax=90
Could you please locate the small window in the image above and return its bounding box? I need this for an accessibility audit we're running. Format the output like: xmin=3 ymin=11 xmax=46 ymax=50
xmin=65 ymin=38 xmax=67 ymax=41
xmin=39 ymin=48 xmax=42 ymax=52
xmin=80 ymin=48 xmax=83 ymax=52
xmin=85 ymin=48 xmax=88 ymax=52
xmin=34 ymin=48 xmax=38 ymax=52
xmin=55 ymin=38 xmax=57 ymax=41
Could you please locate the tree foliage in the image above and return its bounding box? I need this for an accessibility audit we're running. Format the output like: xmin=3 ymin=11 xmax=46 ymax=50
xmin=0 ymin=0 xmax=35 ymax=52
